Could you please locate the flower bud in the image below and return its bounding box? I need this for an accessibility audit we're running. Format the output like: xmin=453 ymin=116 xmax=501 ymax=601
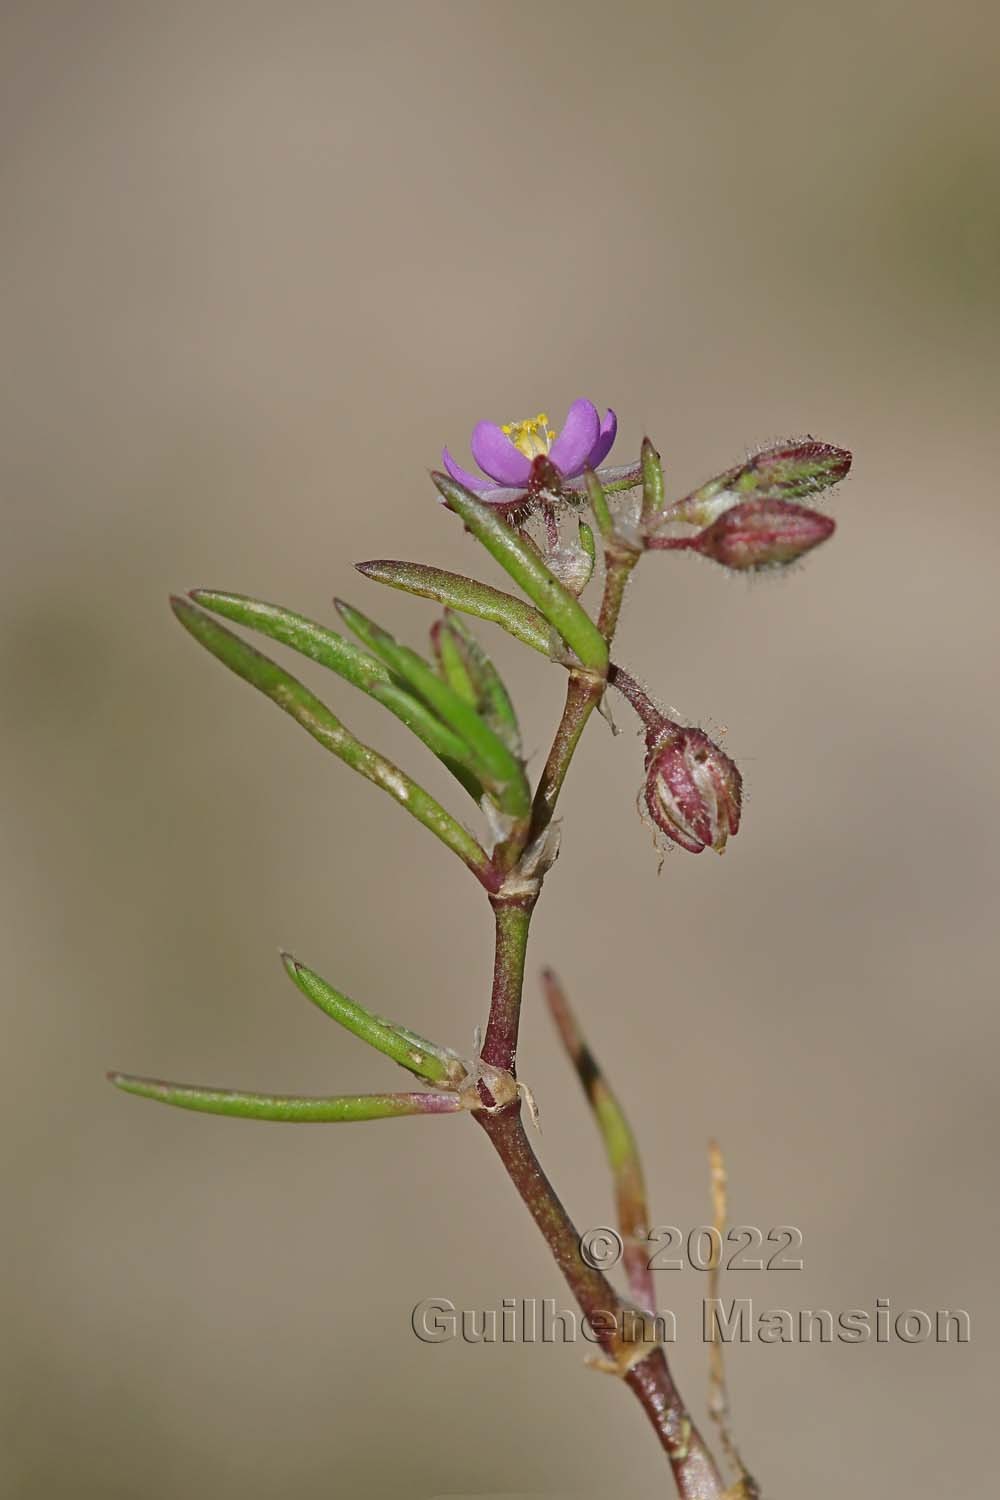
xmin=644 ymin=725 xmax=742 ymax=854
xmin=740 ymin=438 xmax=851 ymax=498
xmin=666 ymin=439 xmax=851 ymax=527
xmin=692 ymin=498 xmax=835 ymax=572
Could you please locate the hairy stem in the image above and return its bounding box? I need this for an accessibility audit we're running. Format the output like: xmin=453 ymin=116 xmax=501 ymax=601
xmin=607 ymin=661 xmax=664 ymax=734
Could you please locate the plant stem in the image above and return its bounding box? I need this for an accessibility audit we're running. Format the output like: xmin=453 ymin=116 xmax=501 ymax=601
xmin=481 ymin=896 xmax=536 ymax=1075
xmin=473 ymin=537 xmax=726 ymax=1497
xmin=476 ymin=1102 xmax=725 ymax=1500
xmin=530 ymin=547 xmax=638 ymax=837
xmin=607 ymin=661 xmax=665 ymax=734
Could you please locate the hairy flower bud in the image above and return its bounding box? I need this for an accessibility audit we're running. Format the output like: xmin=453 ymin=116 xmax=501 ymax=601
xmin=692 ymin=498 xmax=835 ymax=572
xmin=665 ymin=438 xmax=851 ymax=527
xmin=644 ymin=725 xmax=742 ymax=854
xmin=739 ymin=438 xmax=851 ymax=499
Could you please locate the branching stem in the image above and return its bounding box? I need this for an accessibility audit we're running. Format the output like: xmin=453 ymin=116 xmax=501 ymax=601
xmin=474 ymin=537 xmax=726 ymax=1498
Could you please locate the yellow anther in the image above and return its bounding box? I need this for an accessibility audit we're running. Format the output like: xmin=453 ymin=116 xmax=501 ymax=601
xmin=501 ymin=412 xmax=559 ymax=460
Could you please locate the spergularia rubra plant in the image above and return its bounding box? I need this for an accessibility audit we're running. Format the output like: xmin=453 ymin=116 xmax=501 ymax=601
xmin=110 ymin=407 xmax=851 ymax=1499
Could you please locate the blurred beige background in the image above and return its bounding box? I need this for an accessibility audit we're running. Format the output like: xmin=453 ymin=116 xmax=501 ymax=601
xmin=3 ymin=2 xmax=998 ymax=1496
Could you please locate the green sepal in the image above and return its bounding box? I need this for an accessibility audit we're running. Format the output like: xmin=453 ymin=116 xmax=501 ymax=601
xmin=189 ymin=590 xmax=482 ymax=800
xmin=355 ymin=560 xmax=555 ymax=658
xmin=334 ymin=600 xmax=531 ymax=819
xmin=439 ymin=612 xmax=522 ymax=758
xmin=431 ymin=474 xmax=610 ymax=674
xmin=281 ymin=953 xmax=467 ymax=1087
xmin=170 ymin=597 xmax=498 ymax=887
xmin=108 ymin=1073 xmax=462 ymax=1123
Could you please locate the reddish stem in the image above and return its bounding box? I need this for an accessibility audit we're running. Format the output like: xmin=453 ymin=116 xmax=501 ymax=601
xmin=476 ymin=1103 xmax=725 ymax=1499
xmin=607 ymin=662 xmax=664 ymax=735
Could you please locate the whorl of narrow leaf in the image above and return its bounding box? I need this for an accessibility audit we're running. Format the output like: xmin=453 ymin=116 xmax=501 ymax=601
xmin=355 ymin=560 xmax=555 ymax=658
xmin=189 ymin=590 xmax=482 ymax=800
xmin=170 ymin=597 xmax=499 ymax=889
xmin=281 ymin=952 xmax=466 ymax=1087
xmin=334 ymin=601 xmax=531 ymax=820
xmin=432 ymin=473 xmax=610 ymax=674
xmin=543 ymin=968 xmax=656 ymax=1313
xmin=108 ymin=1073 xmax=462 ymax=1123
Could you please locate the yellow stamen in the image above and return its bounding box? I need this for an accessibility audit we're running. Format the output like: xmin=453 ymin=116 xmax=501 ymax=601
xmin=501 ymin=412 xmax=559 ymax=459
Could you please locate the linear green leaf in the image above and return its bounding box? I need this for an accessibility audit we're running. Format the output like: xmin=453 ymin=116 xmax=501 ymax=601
xmin=431 ymin=618 xmax=477 ymax=706
xmin=108 ymin=1073 xmax=462 ymax=1122
xmin=335 ymin=601 xmax=531 ymax=819
xmin=366 ymin=681 xmax=483 ymax=800
xmin=281 ymin=953 xmax=466 ymax=1087
xmin=441 ymin=612 xmax=521 ymax=757
xmin=432 ymin=474 xmax=609 ymax=673
xmin=189 ymin=590 xmax=482 ymax=800
xmin=171 ymin=597 xmax=498 ymax=888
xmin=191 ymin=590 xmax=392 ymax=690
xmin=640 ymin=437 xmax=666 ymax=524
xmin=355 ymin=560 xmax=555 ymax=658
xmin=583 ymin=469 xmax=614 ymax=540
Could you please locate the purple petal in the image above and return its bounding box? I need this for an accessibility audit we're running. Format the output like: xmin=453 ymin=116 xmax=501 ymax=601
xmin=548 ymin=399 xmax=600 ymax=478
xmin=442 ymin=447 xmax=487 ymax=493
xmin=476 ymin=483 xmax=531 ymax=512
xmin=470 ymin=422 xmax=533 ymax=486
xmin=587 ymin=408 xmax=617 ymax=468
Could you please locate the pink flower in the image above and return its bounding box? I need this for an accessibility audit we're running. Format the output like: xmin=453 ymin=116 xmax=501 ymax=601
xmin=442 ymin=399 xmax=636 ymax=509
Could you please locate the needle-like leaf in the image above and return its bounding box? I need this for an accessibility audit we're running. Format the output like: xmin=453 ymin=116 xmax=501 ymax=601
xmin=431 ymin=618 xmax=478 ymax=706
xmin=189 ymin=590 xmax=483 ymax=801
xmin=355 ymin=561 xmax=556 ymax=657
xmin=281 ymin=953 xmax=467 ymax=1087
xmin=335 ymin=601 xmax=531 ymax=820
xmin=439 ymin=613 xmax=521 ymax=758
xmin=583 ymin=468 xmax=614 ymax=541
xmin=108 ymin=1073 xmax=462 ymax=1122
xmin=640 ymin=437 xmax=666 ymax=525
xmin=171 ymin=597 xmax=498 ymax=888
